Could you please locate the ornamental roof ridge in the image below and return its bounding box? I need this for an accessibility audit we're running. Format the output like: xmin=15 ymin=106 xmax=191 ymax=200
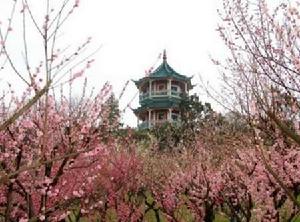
xmin=148 ymin=56 xmax=183 ymax=78
xmin=132 ymin=51 xmax=193 ymax=88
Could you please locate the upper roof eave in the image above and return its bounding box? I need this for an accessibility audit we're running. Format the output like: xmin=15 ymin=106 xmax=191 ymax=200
xmin=133 ymin=74 xmax=192 ymax=86
xmin=133 ymin=53 xmax=193 ymax=86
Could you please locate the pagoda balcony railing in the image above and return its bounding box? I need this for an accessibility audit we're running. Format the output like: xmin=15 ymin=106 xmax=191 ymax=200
xmin=171 ymin=90 xmax=181 ymax=97
xmin=139 ymin=92 xmax=149 ymax=101
xmin=139 ymin=90 xmax=182 ymax=101
xmin=152 ymin=90 xmax=168 ymax=96
xmin=138 ymin=119 xmax=182 ymax=129
xmin=153 ymin=119 xmax=182 ymax=124
xmin=152 ymin=120 xmax=168 ymax=126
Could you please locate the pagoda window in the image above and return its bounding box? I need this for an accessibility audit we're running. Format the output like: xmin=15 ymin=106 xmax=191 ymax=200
xmin=158 ymin=112 xmax=166 ymax=120
xmin=157 ymin=84 xmax=166 ymax=91
xmin=172 ymin=113 xmax=179 ymax=121
xmin=171 ymin=85 xmax=180 ymax=92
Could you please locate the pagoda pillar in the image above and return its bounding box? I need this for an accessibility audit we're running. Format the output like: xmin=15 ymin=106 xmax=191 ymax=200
xmin=168 ymin=79 xmax=172 ymax=96
xmin=185 ymin=82 xmax=188 ymax=94
xmin=149 ymin=80 xmax=153 ymax=98
xmin=148 ymin=109 xmax=152 ymax=128
xmin=168 ymin=108 xmax=172 ymax=122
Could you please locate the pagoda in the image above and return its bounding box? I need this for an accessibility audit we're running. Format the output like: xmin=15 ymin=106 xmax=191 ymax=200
xmin=133 ymin=51 xmax=193 ymax=129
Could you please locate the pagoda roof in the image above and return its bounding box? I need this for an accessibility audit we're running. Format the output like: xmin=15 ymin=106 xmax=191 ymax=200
xmin=133 ymin=98 xmax=182 ymax=114
xmin=148 ymin=60 xmax=189 ymax=80
xmin=133 ymin=51 xmax=193 ymax=87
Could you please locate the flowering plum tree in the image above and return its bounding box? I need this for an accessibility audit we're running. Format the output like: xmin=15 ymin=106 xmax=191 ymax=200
xmin=0 ymin=0 xmax=122 ymax=221
xmin=207 ymin=0 xmax=300 ymax=220
xmin=0 ymin=0 xmax=94 ymax=131
xmin=0 ymin=82 xmax=115 ymax=221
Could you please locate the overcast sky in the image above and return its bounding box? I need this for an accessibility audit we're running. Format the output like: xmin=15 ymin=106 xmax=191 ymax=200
xmin=75 ymin=0 xmax=224 ymax=126
xmin=0 ymin=0 xmax=233 ymax=126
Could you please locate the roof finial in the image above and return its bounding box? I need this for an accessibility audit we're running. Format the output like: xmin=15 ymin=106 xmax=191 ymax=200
xmin=163 ymin=49 xmax=167 ymax=62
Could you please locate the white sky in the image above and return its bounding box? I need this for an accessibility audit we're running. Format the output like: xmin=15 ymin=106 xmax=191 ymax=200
xmin=0 ymin=0 xmax=232 ymax=126
xmin=75 ymin=0 xmax=224 ymax=126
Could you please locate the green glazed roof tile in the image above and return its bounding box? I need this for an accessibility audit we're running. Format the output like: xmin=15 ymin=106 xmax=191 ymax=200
xmin=133 ymin=98 xmax=183 ymax=114
xmin=148 ymin=60 xmax=188 ymax=80
xmin=133 ymin=51 xmax=193 ymax=88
